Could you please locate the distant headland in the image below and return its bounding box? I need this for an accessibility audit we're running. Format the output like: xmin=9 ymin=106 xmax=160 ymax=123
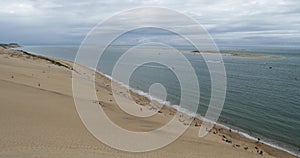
xmin=0 ymin=43 xmax=21 ymax=49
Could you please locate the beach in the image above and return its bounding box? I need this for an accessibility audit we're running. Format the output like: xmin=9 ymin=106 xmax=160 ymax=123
xmin=0 ymin=46 xmax=297 ymax=158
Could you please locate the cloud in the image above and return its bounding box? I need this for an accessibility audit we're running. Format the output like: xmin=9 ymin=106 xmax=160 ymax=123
xmin=0 ymin=0 xmax=299 ymax=46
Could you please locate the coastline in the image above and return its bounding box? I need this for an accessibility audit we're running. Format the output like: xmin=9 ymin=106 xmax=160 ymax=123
xmin=12 ymin=45 xmax=282 ymax=59
xmin=0 ymin=46 xmax=297 ymax=157
xmin=103 ymin=70 xmax=299 ymax=158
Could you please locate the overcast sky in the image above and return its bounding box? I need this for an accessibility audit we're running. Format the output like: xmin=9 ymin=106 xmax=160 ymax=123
xmin=0 ymin=0 xmax=300 ymax=46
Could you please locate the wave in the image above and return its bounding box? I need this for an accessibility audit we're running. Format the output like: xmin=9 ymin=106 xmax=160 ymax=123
xmin=213 ymin=122 xmax=299 ymax=156
xmin=96 ymin=70 xmax=299 ymax=157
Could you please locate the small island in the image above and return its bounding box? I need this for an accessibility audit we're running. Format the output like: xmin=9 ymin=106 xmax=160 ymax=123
xmin=191 ymin=50 xmax=281 ymax=59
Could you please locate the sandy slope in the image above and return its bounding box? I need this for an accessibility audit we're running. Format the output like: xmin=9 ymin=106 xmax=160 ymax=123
xmin=0 ymin=47 xmax=295 ymax=158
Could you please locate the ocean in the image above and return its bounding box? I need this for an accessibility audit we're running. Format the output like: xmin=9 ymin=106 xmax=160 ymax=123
xmin=17 ymin=45 xmax=300 ymax=156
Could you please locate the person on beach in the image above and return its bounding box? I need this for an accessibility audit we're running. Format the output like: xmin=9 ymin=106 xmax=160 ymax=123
xmin=257 ymin=138 xmax=260 ymax=143
xmin=259 ymin=150 xmax=263 ymax=156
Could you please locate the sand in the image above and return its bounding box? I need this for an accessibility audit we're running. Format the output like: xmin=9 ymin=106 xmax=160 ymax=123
xmin=190 ymin=50 xmax=281 ymax=58
xmin=0 ymin=47 xmax=296 ymax=158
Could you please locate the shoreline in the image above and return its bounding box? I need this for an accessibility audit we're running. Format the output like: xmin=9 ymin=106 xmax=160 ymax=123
xmin=0 ymin=46 xmax=297 ymax=157
xmin=98 ymin=69 xmax=299 ymax=158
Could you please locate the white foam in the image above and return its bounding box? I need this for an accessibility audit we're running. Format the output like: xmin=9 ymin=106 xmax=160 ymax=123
xmin=212 ymin=122 xmax=299 ymax=156
xmin=95 ymin=70 xmax=299 ymax=157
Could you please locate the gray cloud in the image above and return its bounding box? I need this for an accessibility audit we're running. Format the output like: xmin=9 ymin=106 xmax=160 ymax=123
xmin=0 ymin=0 xmax=299 ymax=46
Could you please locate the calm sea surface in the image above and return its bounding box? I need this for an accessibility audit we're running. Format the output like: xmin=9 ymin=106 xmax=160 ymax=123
xmin=18 ymin=45 xmax=300 ymax=156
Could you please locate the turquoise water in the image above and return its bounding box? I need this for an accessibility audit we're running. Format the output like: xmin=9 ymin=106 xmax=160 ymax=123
xmin=18 ymin=45 xmax=300 ymax=156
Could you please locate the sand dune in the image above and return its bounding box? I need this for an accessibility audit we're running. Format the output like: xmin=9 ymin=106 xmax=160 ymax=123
xmin=0 ymin=47 xmax=295 ymax=158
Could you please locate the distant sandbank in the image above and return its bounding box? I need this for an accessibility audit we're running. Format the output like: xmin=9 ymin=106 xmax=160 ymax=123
xmin=191 ymin=50 xmax=281 ymax=58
